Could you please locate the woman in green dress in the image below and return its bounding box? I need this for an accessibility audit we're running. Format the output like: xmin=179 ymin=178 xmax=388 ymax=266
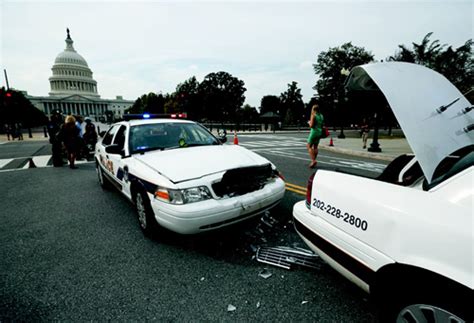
xmin=307 ymin=104 xmax=324 ymax=168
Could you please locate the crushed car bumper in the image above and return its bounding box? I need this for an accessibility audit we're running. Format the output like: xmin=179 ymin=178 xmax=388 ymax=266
xmin=150 ymin=179 xmax=285 ymax=234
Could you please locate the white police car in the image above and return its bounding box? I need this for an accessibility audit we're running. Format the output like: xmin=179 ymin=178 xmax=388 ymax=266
xmin=293 ymin=63 xmax=473 ymax=322
xmin=95 ymin=115 xmax=285 ymax=236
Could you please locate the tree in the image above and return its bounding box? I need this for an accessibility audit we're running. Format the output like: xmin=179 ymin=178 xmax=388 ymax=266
xmin=174 ymin=76 xmax=202 ymax=120
xmin=198 ymin=71 xmax=246 ymax=122
xmin=125 ymin=92 xmax=165 ymax=115
xmin=0 ymin=87 xmax=47 ymax=127
xmin=259 ymin=95 xmax=280 ymax=115
xmin=239 ymin=104 xmax=259 ymax=123
xmin=389 ymin=33 xmax=473 ymax=93
xmin=280 ymin=81 xmax=304 ymax=125
xmin=313 ymin=42 xmax=374 ymax=129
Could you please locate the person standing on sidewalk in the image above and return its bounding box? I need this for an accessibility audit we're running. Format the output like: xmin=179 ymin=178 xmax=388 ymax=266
xmin=307 ymin=104 xmax=324 ymax=168
xmin=58 ymin=115 xmax=81 ymax=169
xmin=47 ymin=110 xmax=64 ymax=167
xmin=360 ymin=118 xmax=369 ymax=149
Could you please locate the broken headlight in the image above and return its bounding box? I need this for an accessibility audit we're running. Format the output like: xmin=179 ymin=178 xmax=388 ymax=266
xmin=154 ymin=186 xmax=212 ymax=204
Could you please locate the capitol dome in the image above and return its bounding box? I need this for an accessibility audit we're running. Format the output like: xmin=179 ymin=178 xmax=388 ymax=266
xmin=48 ymin=29 xmax=100 ymax=98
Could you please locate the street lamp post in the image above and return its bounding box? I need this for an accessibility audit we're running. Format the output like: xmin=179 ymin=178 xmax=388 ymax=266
xmin=338 ymin=68 xmax=351 ymax=139
xmin=368 ymin=112 xmax=382 ymax=152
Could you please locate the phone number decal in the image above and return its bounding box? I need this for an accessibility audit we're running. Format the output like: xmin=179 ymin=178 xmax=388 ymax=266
xmin=312 ymin=198 xmax=368 ymax=231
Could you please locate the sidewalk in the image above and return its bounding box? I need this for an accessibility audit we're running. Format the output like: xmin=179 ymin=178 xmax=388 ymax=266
xmin=318 ymin=136 xmax=412 ymax=161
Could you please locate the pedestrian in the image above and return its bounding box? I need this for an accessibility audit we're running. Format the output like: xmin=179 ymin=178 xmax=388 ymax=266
xmin=58 ymin=115 xmax=81 ymax=169
xmin=360 ymin=118 xmax=369 ymax=149
xmin=307 ymin=104 xmax=324 ymax=168
xmin=4 ymin=124 xmax=12 ymax=140
xmin=47 ymin=110 xmax=64 ymax=167
xmin=14 ymin=123 xmax=23 ymax=140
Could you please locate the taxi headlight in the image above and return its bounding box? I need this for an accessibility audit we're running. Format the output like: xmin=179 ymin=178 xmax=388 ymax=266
xmin=154 ymin=186 xmax=212 ymax=204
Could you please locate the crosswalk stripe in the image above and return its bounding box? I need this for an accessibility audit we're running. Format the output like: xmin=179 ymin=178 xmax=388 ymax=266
xmin=32 ymin=155 xmax=51 ymax=167
xmin=0 ymin=158 xmax=13 ymax=168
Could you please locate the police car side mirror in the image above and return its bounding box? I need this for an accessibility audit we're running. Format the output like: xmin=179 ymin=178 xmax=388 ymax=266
xmin=217 ymin=129 xmax=227 ymax=143
xmin=105 ymin=144 xmax=124 ymax=156
xmin=99 ymin=131 xmax=106 ymax=138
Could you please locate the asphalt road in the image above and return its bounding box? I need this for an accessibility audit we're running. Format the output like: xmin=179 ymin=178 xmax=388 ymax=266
xmin=0 ymin=135 xmax=388 ymax=321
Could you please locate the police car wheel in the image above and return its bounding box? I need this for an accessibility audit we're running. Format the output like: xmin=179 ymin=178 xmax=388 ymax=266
xmin=96 ymin=164 xmax=111 ymax=189
xmin=135 ymin=190 xmax=158 ymax=236
xmin=396 ymin=304 xmax=464 ymax=323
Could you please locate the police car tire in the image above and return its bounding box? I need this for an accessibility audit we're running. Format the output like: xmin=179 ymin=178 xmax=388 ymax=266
xmin=96 ymin=164 xmax=111 ymax=190
xmin=135 ymin=190 xmax=159 ymax=237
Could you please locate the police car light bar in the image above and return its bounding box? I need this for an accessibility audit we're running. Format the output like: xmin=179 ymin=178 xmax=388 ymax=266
xmin=123 ymin=113 xmax=188 ymax=121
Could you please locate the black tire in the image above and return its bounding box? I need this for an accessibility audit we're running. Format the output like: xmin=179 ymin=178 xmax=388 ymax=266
xmin=96 ymin=163 xmax=111 ymax=190
xmin=134 ymin=189 xmax=159 ymax=237
xmin=378 ymin=284 xmax=471 ymax=323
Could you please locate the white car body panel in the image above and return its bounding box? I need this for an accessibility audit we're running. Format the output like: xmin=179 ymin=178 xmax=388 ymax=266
xmin=134 ymin=145 xmax=270 ymax=183
xmin=296 ymin=168 xmax=473 ymax=289
xmin=347 ymin=62 xmax=473 ymax=183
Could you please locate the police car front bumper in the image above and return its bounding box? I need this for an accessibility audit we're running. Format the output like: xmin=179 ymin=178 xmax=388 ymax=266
xmin=149 ymin=178 xmax=285 ymax=234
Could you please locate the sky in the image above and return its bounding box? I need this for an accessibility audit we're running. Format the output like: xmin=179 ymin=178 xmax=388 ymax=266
xmin=1 ymin=0 xmax=472 ymax=107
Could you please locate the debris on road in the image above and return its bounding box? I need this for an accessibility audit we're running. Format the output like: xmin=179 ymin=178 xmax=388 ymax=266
xmin=256 ymin=301 xmax=261 ymax=309
xmin=227 ymin=304 xmax=236 ymax=312
xmin=301 ymin=300 xmax=309 ymax=305
xmin=258 ymin=268 xmax=272 ymax=279
xmin=200 ymin=277 xmax=205 ymax=282
xmin=256 ymin=246 xmax=321 ymax=270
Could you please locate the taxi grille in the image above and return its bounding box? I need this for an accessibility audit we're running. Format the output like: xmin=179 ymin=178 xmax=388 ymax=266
xmin=212 ymin=164 xmax=273 ymax=197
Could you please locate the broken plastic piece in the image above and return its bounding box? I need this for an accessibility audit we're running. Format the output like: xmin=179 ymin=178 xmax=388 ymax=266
xmin=256 ymin=301 xmax=261 ymax=308
xmin=258 ymin=269 xmax=272 ymax=279
xmin=301 ymin=301 xmax=309 ymax=305
xmin=256 ymin=246 xmax=321 ymax=270
xmin=227 ymin=304 xmax=236 ymax=312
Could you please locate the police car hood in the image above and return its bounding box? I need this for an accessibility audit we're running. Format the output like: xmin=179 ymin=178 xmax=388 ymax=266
xmin=134 ymin=144 xmax=271 ymax=183
xmin=345 ymin=62 xmax=473 ymax=183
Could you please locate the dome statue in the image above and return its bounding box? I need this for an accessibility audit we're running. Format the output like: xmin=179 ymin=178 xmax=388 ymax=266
xmin=48 ymin=29 xmax=100 ymax=98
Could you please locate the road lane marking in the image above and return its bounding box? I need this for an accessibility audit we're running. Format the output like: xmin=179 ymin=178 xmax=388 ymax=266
xmin=0 ymin=158 xmax=13 ymax=168
xmin=285 ymin=186 xmax=306 ymax=195
xmin=285 ymin=182 xmax=307 ymax=195
xmin=32 ymin=155 xmax=51 ymax=167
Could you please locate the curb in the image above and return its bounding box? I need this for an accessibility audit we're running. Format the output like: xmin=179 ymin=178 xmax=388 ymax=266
xmin=319 ymin=144 xmax=399 ymax=161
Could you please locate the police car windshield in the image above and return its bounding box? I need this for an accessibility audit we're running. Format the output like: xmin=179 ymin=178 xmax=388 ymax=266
xmin=129 ymin=122 xmax=219 ymax=154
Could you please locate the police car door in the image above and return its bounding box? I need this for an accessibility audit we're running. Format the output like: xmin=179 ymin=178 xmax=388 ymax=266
xmin=98 ymin=124 xmax=119 ymax=179
xmin=106 ymin=124 xmax=127 ymax=190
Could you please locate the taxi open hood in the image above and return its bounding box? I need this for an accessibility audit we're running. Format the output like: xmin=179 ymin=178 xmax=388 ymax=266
xmin=134 ymin=144 xmax=271 ymax=183
xmin=345 ymin=62 xmax=473 ymax=183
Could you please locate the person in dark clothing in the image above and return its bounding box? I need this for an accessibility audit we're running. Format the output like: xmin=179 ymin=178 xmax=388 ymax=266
xmin=47 ymin=111 xmax=64 ymax=167
xmin=58 ymin=115 xmax=81 ymax=169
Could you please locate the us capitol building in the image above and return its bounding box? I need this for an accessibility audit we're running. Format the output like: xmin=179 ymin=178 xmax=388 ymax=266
xmin=26 ymin=29 xmax=133 ymax=121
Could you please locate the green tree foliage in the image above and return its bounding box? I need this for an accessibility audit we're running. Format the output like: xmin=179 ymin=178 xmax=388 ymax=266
xmin=198 ymin=71 xmax=246 ymax=121
xmin=280 ymin=81 xmax=304 ymax=125
xmin=238 ymin=104 xmax=259 ymax=123
xmin=0 ymin=87 xmax=47 ymax=127
xmin=313 ymin=42 xmax=374 ymax=126
xmin=259 ymin=95 xmax=281 ymax=115
xmin=126 ymin=92 xmax=165 ymax=115
xmin=174 ymin=76 xmax=202 ymax=120
xmin=389 ymin=32 xmax=473 ymax=93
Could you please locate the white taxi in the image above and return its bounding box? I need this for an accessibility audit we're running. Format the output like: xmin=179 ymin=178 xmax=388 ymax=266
xmin=293 ymin=63 xmax=473 ymax=322
xmin=95 ymin=116 xmax=285 ymax=236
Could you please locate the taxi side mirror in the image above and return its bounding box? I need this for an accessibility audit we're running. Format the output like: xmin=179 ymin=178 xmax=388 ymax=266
xmin=105 ymin=144 xmax=124 ymax=156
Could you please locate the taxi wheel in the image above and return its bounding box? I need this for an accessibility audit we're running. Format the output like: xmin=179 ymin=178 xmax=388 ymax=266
xmin=96 ymin=163 xmax=111 ymax=190
xmin=135 ymin=190 xmax=159 ymax=237
xmin=395 ymin=303 xmax=466 ymax=323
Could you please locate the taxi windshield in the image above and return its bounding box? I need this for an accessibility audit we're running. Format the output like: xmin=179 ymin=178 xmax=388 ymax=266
xmin=129 ymin=122 xmax=219 ymax=154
